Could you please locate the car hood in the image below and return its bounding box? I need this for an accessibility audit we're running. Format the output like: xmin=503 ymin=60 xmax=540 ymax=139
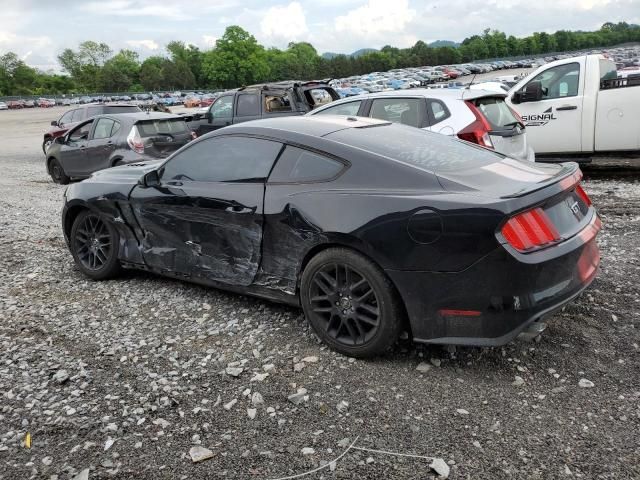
xmin=85 ymin=161 xmax=162 ymax=184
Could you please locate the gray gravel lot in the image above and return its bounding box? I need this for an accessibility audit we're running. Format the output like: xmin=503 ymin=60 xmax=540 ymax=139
xmin=1 ymin=108 xmax=639 ymax=480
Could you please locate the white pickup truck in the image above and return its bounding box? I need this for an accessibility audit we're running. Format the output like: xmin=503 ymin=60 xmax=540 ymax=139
xmin=507 ymin=54 xmax=640 ymax=160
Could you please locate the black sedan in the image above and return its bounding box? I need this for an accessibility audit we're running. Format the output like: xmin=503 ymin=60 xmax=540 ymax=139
xmin=46 ymin=112 xmax=193 ymax=185
xmin=61 ymin=116 xmax=601 ymax=357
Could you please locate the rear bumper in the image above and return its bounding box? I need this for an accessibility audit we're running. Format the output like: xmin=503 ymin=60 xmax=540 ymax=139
xmin=386 ymin=215 xmax=601 ymax=346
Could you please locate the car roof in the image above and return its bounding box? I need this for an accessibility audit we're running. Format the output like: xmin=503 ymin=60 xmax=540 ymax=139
xmin=83 ymin=103 xmax=140 ymax=108
xmin=219 ymin=115 xmax=391 ymax=139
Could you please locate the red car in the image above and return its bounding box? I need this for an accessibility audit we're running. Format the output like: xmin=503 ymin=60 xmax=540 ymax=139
xmin=7 ymin=100 xmax=24 ymax=109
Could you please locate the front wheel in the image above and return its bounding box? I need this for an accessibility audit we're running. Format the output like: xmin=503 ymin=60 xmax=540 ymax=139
xmin=300 ymin=248 xmax=403 ymax=358
xmin=70 ymin=211 xmax=121 ymax=280
xmin=49 ymin=158 xmax=70 ymax=185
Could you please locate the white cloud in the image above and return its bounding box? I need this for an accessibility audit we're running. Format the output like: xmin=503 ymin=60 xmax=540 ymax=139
xmin=125 ymin=39 xmax=159 ymax=50
xmin=80 ymin=1 xmax=194 ymax=21
xmin=202 ymin=35 xmax=218 ymax=47
xmin=260 ymin=2 xmax=308 ymax=41
xmin=335 ymin=0 xmax=416 ymax=36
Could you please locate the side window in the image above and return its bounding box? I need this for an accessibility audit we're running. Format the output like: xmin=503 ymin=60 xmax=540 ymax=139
xmin=427 ymin=100 xmax=450 ymax=125
xmin=264 ymin=93 xmax=292 ymax=113
xmin=161 ymin=136 xmax=282 ymax=183
xmin=59 ymin=110 xmax=74 ymax=125
xmin=211 ymin=96 xmax=233 ymax=118
xmin=92 ymin=118 xmax=116 ymax=139
xmin=269 ymin=146 xmax=345 ymax=183
xmin=71 ymin=109 xmax=85 ymax=123
xmin=369 ymin=98 xmax=424 ymax=128
xmin=236 ymin=94 xmax=260 ymax=117
xmin=69 ymin=121 xmax=93 ymax=141
xmin=528 ymin=62 xmax=580 ymax=100
xmin=314 ymin=101 xmax=362 ymax=116
xmin=111 ymin=121 xmax=121 ymax=137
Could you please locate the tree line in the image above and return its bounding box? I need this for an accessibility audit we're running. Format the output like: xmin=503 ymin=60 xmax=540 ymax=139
xmin=1 ymin=22 xmax=638 ymax=96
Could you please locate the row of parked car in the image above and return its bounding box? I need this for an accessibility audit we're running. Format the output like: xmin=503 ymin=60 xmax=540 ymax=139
xmin=0 ymin=98 xmax=55 ymax=109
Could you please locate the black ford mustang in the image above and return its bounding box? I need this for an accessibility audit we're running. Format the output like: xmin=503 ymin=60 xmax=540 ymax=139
xmin=62 ymin=116 xmax=601 ymax=357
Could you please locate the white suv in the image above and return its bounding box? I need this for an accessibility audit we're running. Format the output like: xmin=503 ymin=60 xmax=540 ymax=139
xmin=308 ymin=88 xmax=535 ymax=162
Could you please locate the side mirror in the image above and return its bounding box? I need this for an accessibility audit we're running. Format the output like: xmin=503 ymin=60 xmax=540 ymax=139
xmin=140 ymin=170 xmax=160 ymax=188
xmin=51 ymin=120 xmax=59 ymax=126
xmin=516 ymin=81 xmax=543 ymax=103
xmin=207 ymin=110 xmax=213 ymax=123
xmin=55 ymin=136 xmax=65 ymax=145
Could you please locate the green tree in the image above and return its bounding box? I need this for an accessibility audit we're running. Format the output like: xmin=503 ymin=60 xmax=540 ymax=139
xmin=100 ymin=49 xmax=140 ymax=91
xmin=201 ymin=26 xmax=270 ymax=88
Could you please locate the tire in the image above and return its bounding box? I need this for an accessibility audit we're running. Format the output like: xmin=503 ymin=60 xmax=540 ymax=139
xmin=300 ymin=248 xmax=403 ymax=358
xmin=42 ymin=138 xmax=53 ymax=154
xmin=49 ymin=158 xmax=70 ymax=185
xmin=69 ymin=210 xmax=121 ymax=280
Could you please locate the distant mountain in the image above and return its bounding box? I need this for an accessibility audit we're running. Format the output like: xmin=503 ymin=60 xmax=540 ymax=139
xmin=428 ymin=40 xmax=460 ymax=48
xmin=322 ymin=48 xmax=378 ymax=59
xmin=321 ymin=42 xmax=459 ymax=59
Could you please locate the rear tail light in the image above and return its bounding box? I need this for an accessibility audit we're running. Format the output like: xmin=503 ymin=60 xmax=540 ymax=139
xmin=127 ymin=126 xmax=144 ymax=154
xmin=501 ymin=207 xmax=560 ymax=252
xmin=575 ymin=185 xmax=592 ymax=207
xmin=458 ymin=101 xmax=494 ymax=148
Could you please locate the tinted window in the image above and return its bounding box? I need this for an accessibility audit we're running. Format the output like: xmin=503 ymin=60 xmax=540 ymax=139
xmin=528 ymin=62 xmax=580 ymax=99
xmin=428 ymin=100 xmax=450 ymax=124
xmin=264 ymin=93 xmax=292 ymax=112
xmin=369 ymin=98 xmax=424 ymax=128
xmin=59 ymin=110 xmax=74 ymax=125
xmin=599 ymin=59 xmax=618 ymax=82
xmin=137 ymin=119 xmax=188 ymax=137
xmin=314 ymin=101 xmax=362 ymax=116
xmin=101 ymin=106 xmax=140 ymax=114
xmin=211 ymin=96 xmax=233 ymax=118
xmin=269 ymin=146 xmax=344 ymax=183
xmin=162 ymin=136 xmax=282 ymax=183
xmin=326 ymin=124 xmax=501 ymax=173
xmin=71 ymin=109 xmax=85 ymax=123
xmin=236 ymin=94 xmax=260 ymax=116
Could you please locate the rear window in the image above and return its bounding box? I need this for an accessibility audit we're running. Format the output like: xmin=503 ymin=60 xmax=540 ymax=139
xmin=472 ymin=97 xmax=519 ymax=131
xmin=100 ymin=106 xmax=141 ymax=114
xmin=326 ymin=123 xmax=502 ymax=173
xmin=599 ymin=59 xmax=618 ymax=82
xmin=137 ymin=119 xmax=188 ymax=137
xmin=265 ymin=93 xmax=292 ymax=113
xmin=305 ymin=88 xmax=336 ymax=108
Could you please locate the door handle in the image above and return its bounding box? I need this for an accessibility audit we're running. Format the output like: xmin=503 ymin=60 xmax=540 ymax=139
xmin=165 ymin=180 xmax=183 ymax=186
xmin=225 ymin=206 xmax=253 ymax=214
xmin=556 ymin=105 xmax=577 ymax=111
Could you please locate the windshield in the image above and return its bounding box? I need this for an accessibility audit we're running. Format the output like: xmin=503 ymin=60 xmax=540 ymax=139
xmin=472 ymin=97 xmax=520 ymax=130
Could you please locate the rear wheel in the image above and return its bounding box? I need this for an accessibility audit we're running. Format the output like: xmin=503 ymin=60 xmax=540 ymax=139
xmin=300 ymin=248 xmax=402 ymax=358
xmin=70 ymin=211 xmax=121 ymax=280
xmin=49 ymin=158 xmax=70 ymax=185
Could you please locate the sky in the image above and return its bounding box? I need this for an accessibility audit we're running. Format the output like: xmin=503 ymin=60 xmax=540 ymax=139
xmin=1 ymin=0 xmax=638 ymax=72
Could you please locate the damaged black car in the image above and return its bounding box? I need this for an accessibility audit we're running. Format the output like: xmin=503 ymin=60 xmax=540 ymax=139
xmin=62 ymin=116 xmax=601 ymax=357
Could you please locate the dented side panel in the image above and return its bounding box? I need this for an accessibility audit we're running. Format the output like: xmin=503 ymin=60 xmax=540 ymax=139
xmin=129 ymin=181 xmax=265 ymax=286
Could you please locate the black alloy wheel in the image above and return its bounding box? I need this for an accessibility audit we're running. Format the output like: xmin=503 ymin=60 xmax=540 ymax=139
xmin=70 ymin=211 xmax=121 ymax=280
xmin=301 ymin=248 xmax=402 ymax=357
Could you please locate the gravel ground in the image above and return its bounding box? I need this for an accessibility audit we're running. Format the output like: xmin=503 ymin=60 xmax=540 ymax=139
xmin=1 ymin=109 xmax=639 ymax=480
